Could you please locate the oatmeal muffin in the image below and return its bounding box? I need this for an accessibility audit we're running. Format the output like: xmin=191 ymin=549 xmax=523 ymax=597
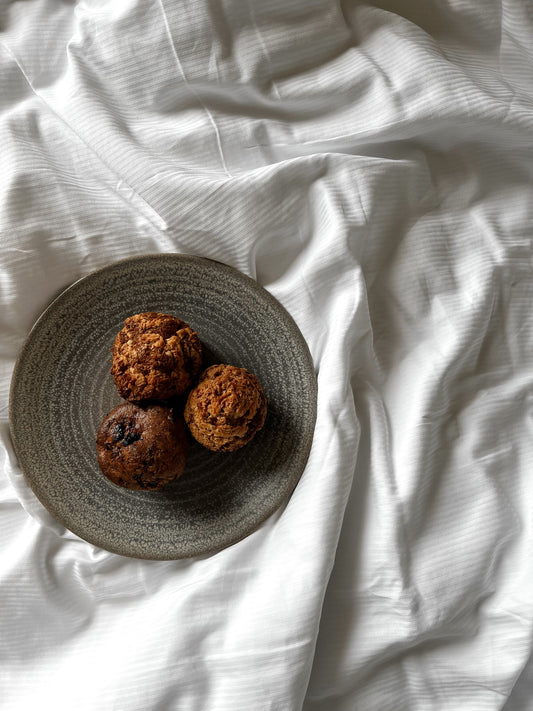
xmin=111 ymin=312 xmax=202 ymax=402
xmin=96 ymin=402 xmax=188 ymax=490
xmin=184 ymin=364 xmax=267 ymax=452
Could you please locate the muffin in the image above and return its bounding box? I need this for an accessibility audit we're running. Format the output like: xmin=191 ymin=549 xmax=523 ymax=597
xmin=96 ymin=402 xmax=188 ymax=490
xmin=184 ymin=364 xmax=267 ymax=452
xmin=111 ymin=312 xmax=202 ymax=402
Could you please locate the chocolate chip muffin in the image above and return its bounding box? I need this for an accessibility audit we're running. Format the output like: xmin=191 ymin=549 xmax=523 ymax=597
xmin=96 ymin=402 xmax=188 ymax=490
xmin=111 ymin=312 xmax=202 ymax=402
xmin=184 ymin=364 xmax=267 ymax=452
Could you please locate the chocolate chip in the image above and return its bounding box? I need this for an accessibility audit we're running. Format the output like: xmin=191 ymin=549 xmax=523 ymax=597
xmin=112 ymin=423 xmax=125 ymax=441
xmin=123 ymin=430 xmax=141 ymax=446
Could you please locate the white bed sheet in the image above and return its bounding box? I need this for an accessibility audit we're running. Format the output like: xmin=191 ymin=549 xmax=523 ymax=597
xmin=1 ymin=1 xmax=532 ymax=709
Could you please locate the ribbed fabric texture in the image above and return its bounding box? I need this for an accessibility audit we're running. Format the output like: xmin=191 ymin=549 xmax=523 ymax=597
xmin=1 ymin=1 xmax=533 ymax=709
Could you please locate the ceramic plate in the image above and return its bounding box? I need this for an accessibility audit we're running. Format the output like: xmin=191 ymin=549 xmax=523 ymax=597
xmin=9 ymin=254 xmax=317 ymax=559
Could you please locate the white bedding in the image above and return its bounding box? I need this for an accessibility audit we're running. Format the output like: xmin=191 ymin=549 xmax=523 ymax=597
xmin=1 ymin=1 xmax=533 ymax=709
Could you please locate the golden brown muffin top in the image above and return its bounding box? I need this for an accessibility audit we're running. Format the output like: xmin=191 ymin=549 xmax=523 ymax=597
xmin=111 ymin=312 xmax=202 ymax=402
xmin=184 ymin=364 xmax=267 ymax=452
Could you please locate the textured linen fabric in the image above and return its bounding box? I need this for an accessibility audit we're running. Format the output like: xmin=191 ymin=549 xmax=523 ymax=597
xmin=1 ymin=1 xmax=533 ymax=709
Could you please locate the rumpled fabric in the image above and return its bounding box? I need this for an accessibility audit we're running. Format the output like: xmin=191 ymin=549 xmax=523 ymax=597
xmin=1 ymin=1 xmax=533 ymax=709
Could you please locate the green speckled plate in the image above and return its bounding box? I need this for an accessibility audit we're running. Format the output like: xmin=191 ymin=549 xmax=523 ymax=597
xmin=9 ymin=254 xmax=317 ymax=559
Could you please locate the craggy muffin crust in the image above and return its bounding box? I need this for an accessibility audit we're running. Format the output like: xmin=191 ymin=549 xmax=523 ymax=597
xmin=184 ymin=364 xmax=267 ymax=452
xmin=111 ymin=312 xmax=202 ymax=402
xmin=96 ymin=402 xmax=188 ymax=490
